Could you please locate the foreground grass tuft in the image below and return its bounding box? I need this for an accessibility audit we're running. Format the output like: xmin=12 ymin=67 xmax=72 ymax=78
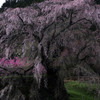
xmin=65 ymin=81 xmax=100 ymax=100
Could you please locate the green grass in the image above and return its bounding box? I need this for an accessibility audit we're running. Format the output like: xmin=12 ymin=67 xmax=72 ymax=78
xmin=65 ymin=81 xmax=100 ymax=100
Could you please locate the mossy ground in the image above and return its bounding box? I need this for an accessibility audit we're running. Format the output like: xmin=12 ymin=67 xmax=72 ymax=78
xmin=65 ymin=81 xmax=100 ymax=100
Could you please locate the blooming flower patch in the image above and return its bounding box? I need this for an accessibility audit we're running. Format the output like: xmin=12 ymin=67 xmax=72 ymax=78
xmin=0 ymin=57 xmax=32 ymax=68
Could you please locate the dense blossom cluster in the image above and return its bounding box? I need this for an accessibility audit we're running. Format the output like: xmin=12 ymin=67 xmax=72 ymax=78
xmin=0 ymin=57 xmax=32 ymax=68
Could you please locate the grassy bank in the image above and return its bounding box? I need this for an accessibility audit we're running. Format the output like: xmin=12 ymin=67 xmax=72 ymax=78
xmin=65 ymin=81 xmax=100 ymax=100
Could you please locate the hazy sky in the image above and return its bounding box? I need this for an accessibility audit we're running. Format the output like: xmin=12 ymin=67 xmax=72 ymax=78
xmin=0 ymin=0 xmax=5 ymax=8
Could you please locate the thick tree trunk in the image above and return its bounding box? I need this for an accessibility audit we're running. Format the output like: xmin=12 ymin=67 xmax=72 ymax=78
xmin=47 ymin=68 xmax=69 ymax=100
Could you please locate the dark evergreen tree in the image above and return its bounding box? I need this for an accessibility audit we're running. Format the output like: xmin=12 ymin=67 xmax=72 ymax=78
xmin=95 ymin=0 xmax=100 ymax=4
xmin=2 ymin=0 xmax=44 ymax=8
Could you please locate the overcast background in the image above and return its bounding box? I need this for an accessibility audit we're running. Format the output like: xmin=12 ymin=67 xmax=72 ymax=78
xmin=0 ymin=0 xmax=5 ymax=8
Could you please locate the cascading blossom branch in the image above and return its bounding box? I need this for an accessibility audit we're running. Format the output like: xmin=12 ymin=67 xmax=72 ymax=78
xmin=0 ymin=57 xmax=32 ymax=68
xmin=33 ymin=63 xmax=47 ymax=88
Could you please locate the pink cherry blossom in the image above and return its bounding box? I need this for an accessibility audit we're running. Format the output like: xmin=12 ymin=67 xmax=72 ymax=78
xmin=0 ymin=57 xmax=32 ymax=68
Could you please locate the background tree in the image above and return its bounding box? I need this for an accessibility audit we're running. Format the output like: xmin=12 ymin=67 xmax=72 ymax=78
xmin=95 ymin=0 xmax=100 ymax=4
xmin=2 ymin=0 xmax=45 ymax=8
